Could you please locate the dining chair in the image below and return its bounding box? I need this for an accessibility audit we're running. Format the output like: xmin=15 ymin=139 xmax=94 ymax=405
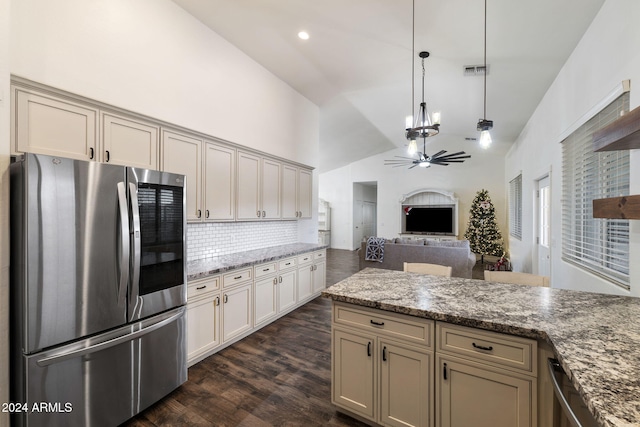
xmin=483 ymin=270 xmax=550 ymax=287
xmin=403 ymin=262 xmax=453 ymax=277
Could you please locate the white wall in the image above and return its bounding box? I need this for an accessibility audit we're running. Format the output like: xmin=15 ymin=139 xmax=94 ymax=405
xmin=505 ymin=0 xmax=640 ymax=296
xmin=9 ymin=0 xmax=320 ymax=245
xmin=320 ymin=146 xmax=506 ymax=251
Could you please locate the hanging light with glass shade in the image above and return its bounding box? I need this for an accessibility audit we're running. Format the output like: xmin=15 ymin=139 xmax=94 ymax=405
xmin=477 ymin=0 xmax=493 ymax=149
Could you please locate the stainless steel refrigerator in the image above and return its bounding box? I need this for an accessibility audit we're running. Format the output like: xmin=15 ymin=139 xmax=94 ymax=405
xmin=10 ymin=153 xmax=188 ymax=427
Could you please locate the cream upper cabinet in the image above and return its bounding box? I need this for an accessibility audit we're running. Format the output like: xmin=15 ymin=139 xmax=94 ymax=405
xmin=261 ymin=158 xmax=282 ymax=219
xmin=13 ymin=87 xmax=97 ymax=161
xmin=281 ymin=164 xmax=299 ymax=219
xmin=204 ymin=142 xmax=236 ymax=221
xmin=281 ymin=163 xmax=313 ymax=219
xmin=101 ymin=112 xmax=159 ymax=169
xmin=161 ymin=130 xmax=203 ymax=222
xmin=237 ymin=151 xmax=282 ymax=220
xmin=236 ymin=151 xmax=261 ymax=220
xmin=297 ymin=168 xmax=313 ymax=218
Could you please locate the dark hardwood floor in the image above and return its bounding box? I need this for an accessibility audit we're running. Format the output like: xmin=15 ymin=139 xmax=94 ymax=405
xmin=123 ymin=249 xmax=365 ymax=427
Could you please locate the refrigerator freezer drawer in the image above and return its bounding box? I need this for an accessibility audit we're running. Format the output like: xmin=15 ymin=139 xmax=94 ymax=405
xmin=15 ymin=307 xmax=186 ymax=427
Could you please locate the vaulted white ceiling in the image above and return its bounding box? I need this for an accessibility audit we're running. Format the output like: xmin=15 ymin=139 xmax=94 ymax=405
xmin=171 ymin=0 xmax=604 ymax=172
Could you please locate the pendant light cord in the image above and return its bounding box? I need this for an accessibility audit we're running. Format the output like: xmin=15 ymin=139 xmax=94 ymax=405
xmin=483 ymin=0 xmax=487 ymax=120
xmin=411 ymin=0 xmax=415 ymax=123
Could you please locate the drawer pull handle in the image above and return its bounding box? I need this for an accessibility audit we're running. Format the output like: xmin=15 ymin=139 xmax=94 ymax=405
xmin=370 ymin=320 xmax=385 ymax=326
xmin=443 ymin=363 xmax=448 ymax=380
xmin=196 ymin=285 xmax=207 ymax=290
xmin=263 ymin=268 xmax=270 ymax=272
xmin=367 ymin=342 xmax=371 ymax=357
xmin=234 ymin=275 xmax=242 ymax=280
xmin=215 ymin=296 xmax=220 ymax=306
xmin=472 ymin=342 xmax=494 ymax=351
xmin=382 ymin=346 xmax=387 ymax=362
xmin=286 ymin=262 xmax=291 ymax=265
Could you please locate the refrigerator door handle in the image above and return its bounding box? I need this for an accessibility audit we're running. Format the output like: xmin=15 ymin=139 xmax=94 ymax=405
xmin=36 ymin=308 xmax=185 ymax=367
xmin=116 ymin=182 xmax=130 ymax=307
xmin=129 ymin=182 xmax=142 ymax=320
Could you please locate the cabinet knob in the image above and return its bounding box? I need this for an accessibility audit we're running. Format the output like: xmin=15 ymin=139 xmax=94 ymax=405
xmin=206 ymin=210 xmax=210 ymax=218
xmin=262 ymin=210 xmax=266 ymax=217
xmin=257 ymin=210 xmax=261 ymax=218
xmin=382 ymin=346 xmax=387 ymax=362
xmin=215 ymin=296 xmax=220 ymax=306
xmin=273 ymin=278 xmax=277 ymax=285
xmin=443 ymin=363 xmax=448 ymax=380
xmin=105 ymin=150 xmax=110 ymax=162
xmin=89 ymin=147 xmax=94 ymax=160
xmin=224 ymin=294 xmax=228 ymax=304
xmin=367 ymin=342 xmax=371 ymax=357
xmin=197 ymin=210 xmax=202 ymax=218
xmin=279 ymin=276 xmax=282 ymax=283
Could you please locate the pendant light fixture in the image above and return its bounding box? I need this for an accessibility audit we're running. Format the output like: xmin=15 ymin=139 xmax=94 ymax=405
xmin=477 ymin=0 xmax=493 ymax=149
xmin=384 ymin=0 xmax=470 ymax=169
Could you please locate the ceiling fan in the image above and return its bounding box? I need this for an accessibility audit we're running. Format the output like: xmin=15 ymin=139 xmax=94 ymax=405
xmin=384 ymin=150 xmax=471 ymax=169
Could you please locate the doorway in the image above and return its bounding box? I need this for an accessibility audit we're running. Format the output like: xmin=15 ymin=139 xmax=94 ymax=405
xmin=536 ymin=175 xmax=551 ymax=276
xmin=352 ymin=182 xmax=378 ymax=250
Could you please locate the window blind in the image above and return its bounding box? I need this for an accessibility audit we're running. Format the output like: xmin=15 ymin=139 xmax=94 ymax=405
xmin=561 ymin=92 xmax=630 ymax=288
xmin=509 ymin=174 xmax=522 ymax=240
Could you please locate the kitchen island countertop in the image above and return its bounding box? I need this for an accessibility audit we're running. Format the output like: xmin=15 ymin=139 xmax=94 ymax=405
xmin=187 ymin=242 xmax=327 ymax=280
xmin=322 ymin=268 xmax=640 ymax=427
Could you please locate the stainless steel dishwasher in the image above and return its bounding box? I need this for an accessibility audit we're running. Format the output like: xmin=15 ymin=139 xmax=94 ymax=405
xmin=548 ymin=359 xmax=600 ymax=427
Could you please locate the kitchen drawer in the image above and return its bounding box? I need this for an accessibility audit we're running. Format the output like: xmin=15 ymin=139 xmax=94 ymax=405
xmin=279 ymin=257 xmax=297 ymax=271
xmin=255 ymin=262 xmax=277 ymax=278
xmin=297 ymin=253 xmax=313 ymax=265
xmin=436 ymin=322 xmax=536 ymax=376
xmin=314 ymin=250 xmax=326 ymax=260
xmin=333 ymin=302 xmax=433 ymax=348
xmin=187 ymin=276 xmax=219 ymax=300
xmin=223 ymin=268 xmax=253 ymax=288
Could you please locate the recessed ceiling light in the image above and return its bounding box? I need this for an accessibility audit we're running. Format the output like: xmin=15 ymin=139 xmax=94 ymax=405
xmin=298 ymin=31 xmax=309 ymax=40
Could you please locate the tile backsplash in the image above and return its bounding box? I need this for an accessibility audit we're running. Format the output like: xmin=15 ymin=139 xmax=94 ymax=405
xmin=187 ymin=221 xmax=298 ymax=261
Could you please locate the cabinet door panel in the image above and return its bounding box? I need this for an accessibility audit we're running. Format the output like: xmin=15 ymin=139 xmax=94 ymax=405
xmin=278 ymin=270 xmax=297 ymax=313
xmin=161 ymin=130 xmax=202 ymax=221
xmin=102 ymin=113 xmax=158 ymax=169
xmin=261 ymin=158 xmax=281 ymax=219
xmin=187 ymin=295 xmax=220 ymax=363
xmin=205 ymin=143 xmax=235 ymax=220
xmin=222 ymin=284 xmax=252 ymax=342
xmin=312 ymin=260 xmax=326 ymax=293
xmin=298 ymin=168 xmax=313 ymax=218
xmin=380 ymin=341 xmax=433 ymax=427
xmin=15 ymin=89 xmax=97 ymax=160
xmin=332 ymin=329 xmax=376 ymax=421
xmin=254 ymin=277 xmax=277 ymax=327
xmin=437 ymin=355 xmax=534 ymax=427
xmin=281 ymin=164 xmax=298 ymax=219
xmin=236 ymin=151 xmax=261 ymax=220
xmin=297 ymin=265 xmax=313 ymax=302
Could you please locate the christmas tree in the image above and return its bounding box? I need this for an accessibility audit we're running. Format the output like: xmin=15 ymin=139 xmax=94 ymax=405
xmin=464 ymin=189 xmax=505 ymax=262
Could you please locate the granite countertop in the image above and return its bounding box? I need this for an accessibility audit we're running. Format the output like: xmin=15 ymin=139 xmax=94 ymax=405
xmin=187 ymin=243 xmax=327 ymax=280
xmin=322 ymin=268 xmax=640 ymax=427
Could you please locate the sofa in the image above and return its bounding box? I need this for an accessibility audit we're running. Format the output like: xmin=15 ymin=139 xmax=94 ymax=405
xmin=359 ymin=238 xmax=476 ymax=279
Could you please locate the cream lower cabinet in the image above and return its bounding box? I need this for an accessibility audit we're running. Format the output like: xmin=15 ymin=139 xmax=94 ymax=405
xmin=435 ymin=323 xmax=537 ymax=427
xmin=186 ymin=277 xmax=221 ymax=365
xmin=436 ymin=355 xmax=534 ymax=427
xmin=311 ymin=250 xmax=326 ymax=294
xmin=221 ymin=268 xmax=253 ymax=343
xmin=254 ymin=258 xmax=297 ymax=328
xmin=332 ymin=302 xmax=435 ymax=427
xmin=297 ymin=254 xmax=314 ymax=303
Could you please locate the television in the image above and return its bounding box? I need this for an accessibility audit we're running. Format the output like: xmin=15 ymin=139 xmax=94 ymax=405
xmin=402 ymin=205 xmax=455 ymax=235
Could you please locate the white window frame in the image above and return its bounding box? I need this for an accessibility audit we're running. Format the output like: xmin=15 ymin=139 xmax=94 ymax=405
xmin=509 ymin=174 xmax=522 ymax=240
xmin=561 ymin=92 xmax=630 ymax=289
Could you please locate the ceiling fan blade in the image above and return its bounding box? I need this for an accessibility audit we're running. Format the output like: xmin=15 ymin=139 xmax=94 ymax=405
xmin=434 ymin=154 xmax=471 ymax=161
xmin=408 ymin=164 xmax=418 ymax=169
xmin=431 ymin=150 xmax=447 ymax=158
xmin=430 ymin=162 xmax=450 ymax=166
xmin=433 ymin=151 xmax=468 ymax=159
